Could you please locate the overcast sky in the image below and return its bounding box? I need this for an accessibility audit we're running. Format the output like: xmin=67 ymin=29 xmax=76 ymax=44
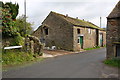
xmin=2 ymin=0 xmax=119 ymax=30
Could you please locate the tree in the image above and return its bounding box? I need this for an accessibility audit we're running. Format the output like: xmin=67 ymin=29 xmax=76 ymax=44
xmin=2 ymin=2 xmax=17 ymax=38
xmin=15 ymin=15 xmax=33 ymax=37
xmin=2 ymin=1 xmax=33 ymax=39
xmin=5 ymin=2 xmax=19 ymax=20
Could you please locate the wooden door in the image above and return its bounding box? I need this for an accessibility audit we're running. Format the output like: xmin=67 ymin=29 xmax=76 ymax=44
xmin=80 ymin=36 xmax=83 ymax=49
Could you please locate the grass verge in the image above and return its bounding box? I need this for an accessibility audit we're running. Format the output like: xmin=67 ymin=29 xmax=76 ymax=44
xmin=2 ymin=49 xmax=44 ymax=67
xmin=104 ymin=58 xmax=120 ymax=68
xmin=84 ymin=46 xmax=101 ymax=50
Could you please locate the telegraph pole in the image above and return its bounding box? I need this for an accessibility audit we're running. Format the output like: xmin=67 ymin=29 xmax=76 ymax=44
xmin=24 ymin=0 xmax=26 ymax=32
xmin=100 ymin=17 xmax=102 ymax=28
xmin=24 ymin=0 xmax=27 ymax=51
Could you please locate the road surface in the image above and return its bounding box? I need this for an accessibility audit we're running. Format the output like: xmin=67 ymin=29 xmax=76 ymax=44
xmin=2 ymin=48 xmax=119 ymax=78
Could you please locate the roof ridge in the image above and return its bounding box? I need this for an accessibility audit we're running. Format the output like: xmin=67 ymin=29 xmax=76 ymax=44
xmin=108 ymin=1 xmax=120 ymax=18
xmin=51 ymin=11 xmax=83 ymax=21
xmin=50 ymin=11 xmax=104 ymax=30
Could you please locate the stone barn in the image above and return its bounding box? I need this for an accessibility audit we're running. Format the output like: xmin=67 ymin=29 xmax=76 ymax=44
xmin=33 ymin=11 xmax=106 ymax=51
xmin=107 ymin=1 xmax=120 ymax=58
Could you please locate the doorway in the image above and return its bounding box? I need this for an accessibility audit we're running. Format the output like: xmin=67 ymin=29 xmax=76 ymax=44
xmin=79 ymin=36 xmax=83 ymax=49
xmin=116 ymin=44 xmax=120 ymax=57
xmin=99 ymin=33 xmax=103 ymax=47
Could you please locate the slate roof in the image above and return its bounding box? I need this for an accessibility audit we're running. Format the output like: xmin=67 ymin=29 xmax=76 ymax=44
xmin=50 ymin=11 xmax=104 ymax=30
xmin=108 ymin=1 xmax=120 ymax=18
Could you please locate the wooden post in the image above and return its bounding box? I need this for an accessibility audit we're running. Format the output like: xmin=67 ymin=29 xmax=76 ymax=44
xmin=30 ymin=40 xmax=34 ymax=55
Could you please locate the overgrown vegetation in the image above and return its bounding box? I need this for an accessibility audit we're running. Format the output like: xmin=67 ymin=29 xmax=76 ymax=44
xmin=2 ymin=50 xmax=43 ymax=66
xmin=1 ymin=1 xmax=33 ymax=41
xmin=84 ymin=46 xmax=101 ymax=50
xmin=15 ymin=15 xmax=34 ymax=37
xmin=104 ymin=58 xmax=120 ymax=68
xmin=10 ymin=33 xmax=24 ymax=46
xmin=1 ymin=1 xmax=39 ymax=67
xmin=2 ymin=2 xmax=18 ymax=38
xmin=5 ymin=2 xmax=19 ymax=20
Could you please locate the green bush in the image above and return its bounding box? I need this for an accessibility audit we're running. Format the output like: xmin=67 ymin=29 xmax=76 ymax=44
xmin=104 ymin=58 xmax=120 ymax=68
xmin=10 ymin=33 xmax=24 ymax=46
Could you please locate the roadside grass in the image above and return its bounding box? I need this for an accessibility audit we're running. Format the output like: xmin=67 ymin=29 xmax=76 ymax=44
xmin=104 ymin=58 xmax=120 ymax=68
xmin=2 ymin=50 xmax=44 ymax=67
xmin=84 ymin=46 xmax=101 ymax=50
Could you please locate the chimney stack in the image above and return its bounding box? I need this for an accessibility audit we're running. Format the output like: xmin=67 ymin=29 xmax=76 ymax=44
xmin=76 ymin=17 xmax=78 ymax=19
xmin=66 ymin=14 xmax=68 ymax=17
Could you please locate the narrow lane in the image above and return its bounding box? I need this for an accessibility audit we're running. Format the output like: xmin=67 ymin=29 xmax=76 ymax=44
xmin=2 ymin=48 xmax=118 ymax=78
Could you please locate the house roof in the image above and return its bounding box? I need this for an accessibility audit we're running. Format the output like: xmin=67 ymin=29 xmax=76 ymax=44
xmin=50 ymin=11 xmax=105 ymax=30
xmin=108 ymin=1 xmax=120 ymax=18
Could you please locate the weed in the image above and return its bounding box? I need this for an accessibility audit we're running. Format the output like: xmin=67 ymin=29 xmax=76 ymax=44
xmin=84 ymin=46 xmax=101 ymax=50
xmin=104 ymin=57 xmax=120 ymax=68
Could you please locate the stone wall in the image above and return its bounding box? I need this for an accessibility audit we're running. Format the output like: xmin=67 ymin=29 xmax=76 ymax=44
xmin=106 ymin=1 xmax=120 ymax=58
xmin=84 ymin=28 xmax=97 ymax=48
xmin=73 ymin=26 xmax=106 ymax=51
xmin=27 ymin=35 xmax=43 ymax=55
xmin=40 ymin=12 xmax=74 ymax=51
xmin=73 ymin=26 xmax=98 ymax=51
xmin=107 ymin=18 xmax=120 ymax=58
xmin=32 ymin=26 xmax=42 ymax=39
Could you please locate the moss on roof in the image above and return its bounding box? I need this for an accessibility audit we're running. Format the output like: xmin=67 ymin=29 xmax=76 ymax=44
xmin=51 ymin=11 xmax=105 ymax=30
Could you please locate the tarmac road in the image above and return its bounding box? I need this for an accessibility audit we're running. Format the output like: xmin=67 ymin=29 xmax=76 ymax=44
xmin=2 ymin=48 xmax=119 ymax=78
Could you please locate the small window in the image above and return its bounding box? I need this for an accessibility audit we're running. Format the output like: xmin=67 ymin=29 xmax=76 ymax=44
xmin=44 ymin=28 xmax=48 ymax=35
xmin=77 ymin=29 xmax=80 ymax=34
xmin=88 ymin=28 xmax=92 ymax=34
xmin=88 ymin=29 xmax=90 ymax=33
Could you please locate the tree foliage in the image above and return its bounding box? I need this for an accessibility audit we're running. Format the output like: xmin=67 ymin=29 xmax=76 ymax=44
xmin=15 ymin=15 xmax=33 ymax=37
xmin=1 ymin=1 xmax=33 ymax=38
xmin=2 ymin=2 xmax=18 ymax=38
xmin=5 ymin=2 xmax=19 ymax=19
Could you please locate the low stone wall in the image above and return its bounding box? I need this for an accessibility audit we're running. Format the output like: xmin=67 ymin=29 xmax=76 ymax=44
xmin=26 ymin=35 xmax=43 ymax=56
xmin=3 ymin=35 xmax=43 ymax=56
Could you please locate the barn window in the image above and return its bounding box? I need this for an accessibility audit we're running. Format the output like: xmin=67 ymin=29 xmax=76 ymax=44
xmin=77 ymin=29 xmax=80 ymax=34
xmin=44 ymin=28 xmax=48 ymax=35
xmin=88 ymin=28 xmax=92 ymax=34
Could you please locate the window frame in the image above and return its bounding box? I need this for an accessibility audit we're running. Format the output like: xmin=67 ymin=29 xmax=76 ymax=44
xmin=44 ymin=28 xmax=49 ymax=36
xmin=77 ymin=29 xmax=80 ymax=34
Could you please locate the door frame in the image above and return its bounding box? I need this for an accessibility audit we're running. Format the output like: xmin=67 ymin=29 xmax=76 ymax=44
xmin=79 ymin=36 xmax=84 ymax=49
xmin=99 ymin=33 xmax=103 ymax=47
xmin=116 ymin=44 xmax=120 ymax=57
